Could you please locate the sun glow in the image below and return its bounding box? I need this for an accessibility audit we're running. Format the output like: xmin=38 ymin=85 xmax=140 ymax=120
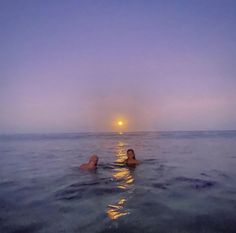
xmin=111 ymin=117 xmax=128 ymax=132
xmin=117 ymin=121 xmax=123 ymax=126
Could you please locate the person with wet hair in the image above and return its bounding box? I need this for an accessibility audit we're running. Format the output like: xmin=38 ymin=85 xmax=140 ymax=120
xmin=80 ymin=155 xmax=99 ymax=170
xmin=126 ymin=149 xmax=140 ymax=166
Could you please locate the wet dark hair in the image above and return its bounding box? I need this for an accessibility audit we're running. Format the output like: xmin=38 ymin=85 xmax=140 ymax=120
xmin=127 ymin=149 xmax=136 ymax=159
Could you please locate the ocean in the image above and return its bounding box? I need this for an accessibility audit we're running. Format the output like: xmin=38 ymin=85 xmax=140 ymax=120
xmin=0 ymin=131 xmax=236 ymax=233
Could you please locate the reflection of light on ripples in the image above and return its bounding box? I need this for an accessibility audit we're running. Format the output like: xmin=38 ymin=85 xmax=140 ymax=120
xmin=107 ymin=198 xmax=129 ymax=220
xmin=113 ymin=168 xmax=134 ymax=189
xmin=115 ymin=141 xmax=127 ymax=163
xmin=106 ymin=141 xmax=134 ymax=220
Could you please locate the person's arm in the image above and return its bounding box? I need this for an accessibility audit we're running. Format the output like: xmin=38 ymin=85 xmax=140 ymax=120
xmin=80 ymin=163 xmax=88 ymax=170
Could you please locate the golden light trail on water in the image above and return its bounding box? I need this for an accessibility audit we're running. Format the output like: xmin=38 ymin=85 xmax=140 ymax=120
xmin=106 ymin=140 xmax=133 ymax=220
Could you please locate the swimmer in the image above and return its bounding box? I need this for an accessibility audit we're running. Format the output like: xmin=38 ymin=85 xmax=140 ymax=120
xmin=80 ymin=155 xmax=99 ymax=170
xmin=125 ymin=149 xmax=140 ymax=166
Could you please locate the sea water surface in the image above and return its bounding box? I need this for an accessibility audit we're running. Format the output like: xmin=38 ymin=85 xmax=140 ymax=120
xmin=0 ymin=131 xmax=236 ymax=233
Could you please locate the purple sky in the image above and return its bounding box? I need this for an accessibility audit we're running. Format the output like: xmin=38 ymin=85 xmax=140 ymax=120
xmin=1 ymin=0 xmax=236 ymax=133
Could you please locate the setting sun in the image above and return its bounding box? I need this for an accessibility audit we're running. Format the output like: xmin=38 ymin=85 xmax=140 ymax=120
xmin=111 ymin=117 xmax=129 ymax=132
xmin=117 ymin=121 xmax=123 ymax=126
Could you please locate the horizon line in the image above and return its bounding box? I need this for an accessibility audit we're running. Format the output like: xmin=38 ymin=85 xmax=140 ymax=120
xmin=1 ymin=129 xmax=236 ymax=136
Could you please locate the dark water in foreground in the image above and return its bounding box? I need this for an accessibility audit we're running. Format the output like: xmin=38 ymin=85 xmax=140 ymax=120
xmin=0 ymin=131 xmax=236 ymax=233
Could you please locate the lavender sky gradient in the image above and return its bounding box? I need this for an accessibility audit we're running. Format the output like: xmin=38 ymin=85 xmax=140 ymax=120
xmin=1 ymin=0 xmax=236 ymax=133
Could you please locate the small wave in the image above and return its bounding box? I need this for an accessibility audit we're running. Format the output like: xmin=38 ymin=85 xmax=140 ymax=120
xmin=152 ymin=183 xmax=169 ymax=190
xmin=55 ymin=179 xmax=124 ymax=201
xmin=200 ymin=173 xmax=211 ymax=177
xmin=173 ymin=177 xmax=216 ymax=190
xmin=0 ymin=221 xmax=44 ymax=233
xmin=211 ymin=170 xmax=230 ymax=178
xmin=99 ymin=163 xmax=127 ymax=170
xmin=142 ymin=158 xmax=159 ymax=164
xmin=55 ymin=186 xmax=124 ymax=201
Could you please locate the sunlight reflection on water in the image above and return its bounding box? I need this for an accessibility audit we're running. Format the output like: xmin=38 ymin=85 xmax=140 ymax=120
xmin=106 ymin=140 xmax=135 ymax=220
xmin=1 ymin=131 xmax=236 ymax=233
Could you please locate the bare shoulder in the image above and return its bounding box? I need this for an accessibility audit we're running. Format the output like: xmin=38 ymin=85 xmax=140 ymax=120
xmin=126 ymin=159 xmax=140 ymax=166
xmin=134 ymin=159 xmax=140 ymax=165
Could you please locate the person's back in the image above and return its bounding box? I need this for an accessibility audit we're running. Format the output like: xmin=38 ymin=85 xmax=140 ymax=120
xmin=80 ymin=155 xmax=99 ymax=170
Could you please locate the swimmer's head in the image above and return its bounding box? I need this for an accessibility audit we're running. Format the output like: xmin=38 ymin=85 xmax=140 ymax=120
xmin=89 ymin=155 xmax=99 ymax=166
xmin=127 ymin=149 xmax=136 ymax=159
